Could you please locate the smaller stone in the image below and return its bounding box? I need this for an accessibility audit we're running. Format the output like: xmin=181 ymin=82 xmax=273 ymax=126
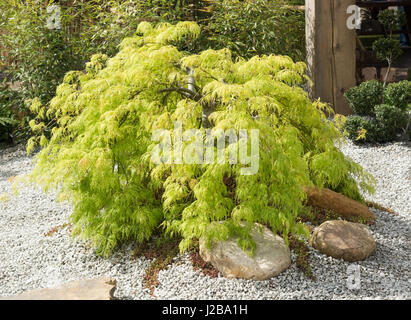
xmin=362 ymin=67 xmax=377 ymax=81
xmin=394 ymin=68 xmax=409 ymax=81
xmin=0 ymin=277 xmax=116 ymax=300
xmin=310 ymin=220 xmax=376 ymax=262
xmin=200 ymin=223 xmax=291 ymax=281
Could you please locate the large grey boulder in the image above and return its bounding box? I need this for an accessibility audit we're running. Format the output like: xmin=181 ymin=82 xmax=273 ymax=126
xmin=199 ymin=224 xmax=291 ymax=280
xmin=310 ymin=220 xmax=376 ymax=262
xmin=0 ymin=277 xmax=116 ymax=300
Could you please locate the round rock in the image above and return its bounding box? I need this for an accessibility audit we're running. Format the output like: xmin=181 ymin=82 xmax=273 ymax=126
xmin=310 ymin=220 xmax=376 ymax=262
xmin=199 ymin=224 xmax=291 ymax=280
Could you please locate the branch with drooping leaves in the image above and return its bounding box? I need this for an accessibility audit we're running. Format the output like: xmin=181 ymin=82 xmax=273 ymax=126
xmin=158 ymin=66 xmax=216 ymax=128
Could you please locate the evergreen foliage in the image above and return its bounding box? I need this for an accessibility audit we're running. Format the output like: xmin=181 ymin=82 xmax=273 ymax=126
xmin=206 ymin=0 xmax=305 ymax=61
xmin=344 ymin=80 xmax=383 ymax=116
xmin=0 ymin=80 xmax=20 ymax=142
xmin=344 ymin=116 xmax=380 ymax=143
xmin=372 ymin=9 xmax=405 ymax=88
xmin=344 ymin=80 xmax=410 ymax=143
xmin=27 ymin=22 xmax=375 ymax=256
xmin=374 ymin=104 xmax=409 ymax=140
xmin=383 ymin=81 xmax=411 ymax=112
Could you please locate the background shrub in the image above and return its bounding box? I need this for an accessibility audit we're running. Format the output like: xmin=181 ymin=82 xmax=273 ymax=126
xmin=0 ymin=0 xmax=306 ymax=145
xmin=383 ymin=81 xmax=411 ymax=111
xmin=206 ymin=0 xmax=305 ymax=62
xmin=345 ymin=105 xmax=408 ymax=143
xmin=0 ymin=0 xmax=147 ymax=104
xmin=344 ymin=80 xmax=383 ymax=116
xmin=0 ymin=103 xmax=16 ymax=143
xmin=344 ymin=116 xmax=366 ymax=141
xmin=371 ymin=9 xmax=406 ymax=87
xmin=374 ymin=104 xmax=408 ymax=140
xmin=0 ymin=80 xmax=25 ymax=143
xmin=344 ymin=116 xmax=381 ymax=143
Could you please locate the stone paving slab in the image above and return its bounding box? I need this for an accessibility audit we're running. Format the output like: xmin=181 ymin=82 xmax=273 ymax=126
xmin=0 ymin=277 xmax=116 ymax=300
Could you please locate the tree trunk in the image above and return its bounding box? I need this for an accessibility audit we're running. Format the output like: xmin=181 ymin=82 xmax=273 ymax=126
xmin=306 ymin=0 xmax=356 ymax=115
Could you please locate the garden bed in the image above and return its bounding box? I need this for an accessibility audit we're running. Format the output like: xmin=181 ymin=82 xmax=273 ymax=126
xmin=0 ymin=140 xmax=409 ymax=300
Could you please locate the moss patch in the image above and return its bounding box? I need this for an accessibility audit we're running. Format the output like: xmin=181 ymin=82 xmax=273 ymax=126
xmin=366 ymin=200 xmax=398 ymax=215
xmin=44 ymin=222 xmax=72 ymax=237
xmin=189 ymin=248 xmax=219 ymax=278
xmin=289 ymin=235 xmax=316 ymax=281
xmin=132 ymin=236 xmax=180 ymax=296
xmin=298 ymin=205 xmax=373 ymax=226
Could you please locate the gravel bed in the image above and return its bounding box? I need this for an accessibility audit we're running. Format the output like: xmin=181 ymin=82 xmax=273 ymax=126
xmin=0 ymin=141 xmax=410 ymax=300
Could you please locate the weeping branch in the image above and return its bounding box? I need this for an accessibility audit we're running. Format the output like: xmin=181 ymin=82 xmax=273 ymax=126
xmin=158 ymin=87 xmax=203 ymax=101
xmin=158 ymin=67 xmax=216 ymax=128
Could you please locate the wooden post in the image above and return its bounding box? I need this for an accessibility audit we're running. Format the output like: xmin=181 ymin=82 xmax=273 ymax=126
xmin=306 ymin=0 xmax=356 ymax=115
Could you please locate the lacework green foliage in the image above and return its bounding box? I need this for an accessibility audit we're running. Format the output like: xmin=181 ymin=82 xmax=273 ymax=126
xmin=28 ymin=22 xmax=375 ymax=256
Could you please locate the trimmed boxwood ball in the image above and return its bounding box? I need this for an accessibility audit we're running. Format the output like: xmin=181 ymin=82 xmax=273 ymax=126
xmin=26 ymin=22 xmax=375 ymax=256
xmin=344 ymin=80 xmax=383 ymax=117
xmin=344 ymin=116 xmax=369 ymax=142
xmin=345 ymin=106 xmax=408 ymax=143
xmin=375 ymin=104 xmax=409 ymax=139
xmin=344 ymin=116 xmax=382 ymax=143
xmin=383 ymin=81 xmax=411 ymax=111
xmin=344 ymin=79 xmax=410 ymax=143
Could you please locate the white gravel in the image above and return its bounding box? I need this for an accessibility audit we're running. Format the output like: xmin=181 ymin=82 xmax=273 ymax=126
xmin=0 ymin=140 xmax=410 ymax=300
